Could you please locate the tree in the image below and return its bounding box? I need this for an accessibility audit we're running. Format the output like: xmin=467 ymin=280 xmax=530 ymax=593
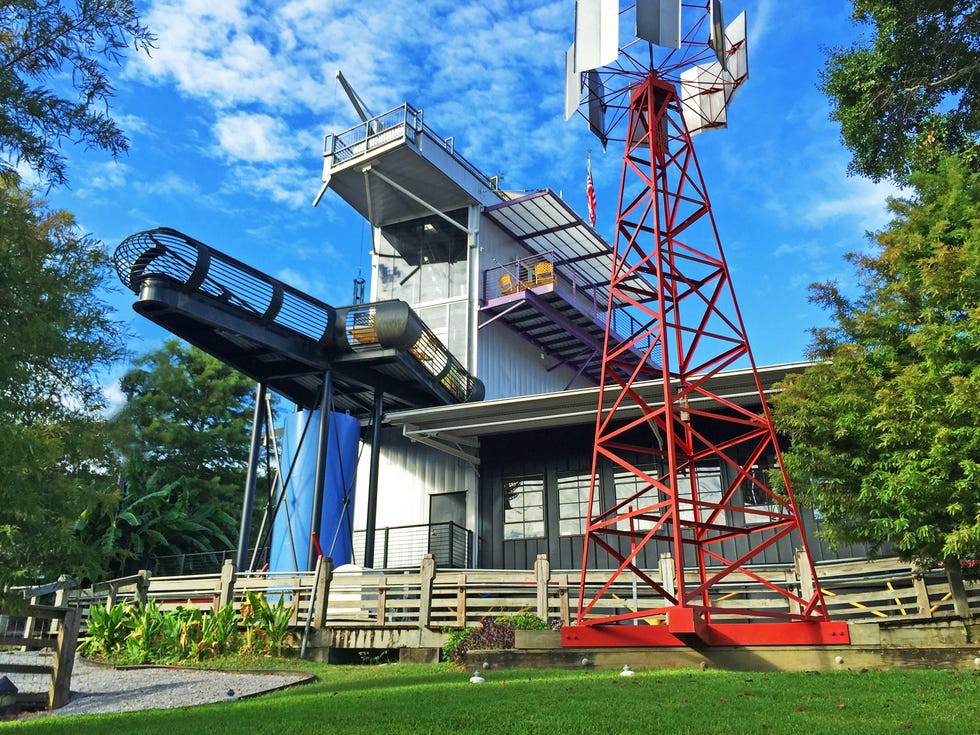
xmin=822 ymin=1 xmax=980 ymax=182
xmin=76 ymin=451 xmax=238 ymax=575
xmin=771 ymin=156 xmax=980 ymax=602
xmin=0 ymin=180 xmax=124 ymax=599
xmin=100 ymin=339 xmax=258 ymax=571
xmin=0 ymin=1 xmax=154 ymax=185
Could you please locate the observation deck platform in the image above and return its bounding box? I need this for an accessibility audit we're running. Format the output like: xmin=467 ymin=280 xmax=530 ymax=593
xmin=318 ymin=103 xmax=499 ymax=227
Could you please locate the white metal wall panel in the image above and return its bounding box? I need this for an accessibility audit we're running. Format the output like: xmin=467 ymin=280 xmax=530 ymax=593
xmin=477 ymin=321 xmax=593 ymax=400
xmin=353 ymin=428 xmax=478 ymax=532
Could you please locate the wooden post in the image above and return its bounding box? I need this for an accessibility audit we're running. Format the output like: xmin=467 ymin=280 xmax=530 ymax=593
xmin=944 ymin=557 xmax=973 ymax=619
xmin=793 ymin=548 xmax=815 ymax=604
xmin=106 ymin=581 xmax=119 ymax=609
xmin=49 ymin=607 xmax=80 ymax=710
xmin=911 ymin=563 xmax=933 ymax=618
xmin=418 ymin=554 xmax=436 ymax=629
xmin=376 ymin=576 xmax=388 ymax=625
xmin=217 ymin=559 xmax=236 ymax=609
xmin=658 ymin=552 xmax=675 ymax=600
xmin=784 ymin=567 xmax=802 ymax=616
xmin=534 ymin=555 xmax=550 ymax=621
xmin=456 ymin=573 xmax=467 ymax=627
xmin=22 ymin=596 xmax=38 ymax=650
xmin=136 ymin=570 xmax=151 ymax=606
xmin=558 ymin=573 xmax=570 ymax=626
xmin=24 ymin=597 xmax=37 ymax=651
xmin=49 ymin=578 xmax=70 ymax=634
xmin=312 ymin=556 xmax=333 ymax=628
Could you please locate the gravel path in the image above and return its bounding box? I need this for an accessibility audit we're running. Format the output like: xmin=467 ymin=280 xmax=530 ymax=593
xmin=0 ymin=653 xmax=315 ymax=718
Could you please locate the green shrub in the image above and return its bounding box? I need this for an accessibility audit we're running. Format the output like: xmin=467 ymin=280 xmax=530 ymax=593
xmin=442 ymin=627 xmax=471 ymax=663
xmin=78 ymin=602 xmax=129 ymax=658
xmin=78 ymin=595 xmax=296 ymax=665
xmin=242 ymin=590 xmax=296 ymax=656
xmin=506 ymin=612 xmax=549 ymax=630
xmin=122 ymin=598 xmax=165 ymax=664
xmin=443 ymin=616 xmax=516 ymax=666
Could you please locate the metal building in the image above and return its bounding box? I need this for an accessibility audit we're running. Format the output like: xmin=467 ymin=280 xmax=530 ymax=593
xmin=314 ymin=102 xmax=865 ymax=572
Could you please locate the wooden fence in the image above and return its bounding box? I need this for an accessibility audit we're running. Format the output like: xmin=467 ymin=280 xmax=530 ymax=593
xmin=69 ymin=554 xmax=979 ymax=636
xmin=0 ymin=602 xmax=79 ymax=710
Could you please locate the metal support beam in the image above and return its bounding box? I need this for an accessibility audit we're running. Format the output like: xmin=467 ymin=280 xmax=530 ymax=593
xmin=363 ymin=388 xmax=384 ymax=568
xmin=308 ymin=368 xmax=334 ymax=570
xmin=236 ymin=382 xmax=267 ymax=571
xmin=364 ymin=166 xmax=476 ymax=235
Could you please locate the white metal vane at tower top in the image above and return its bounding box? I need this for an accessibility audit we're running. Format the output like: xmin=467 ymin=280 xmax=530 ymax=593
xmin=560 ymin=1 xmax=847 ymax=649
xmin=565 ymin=0 xmax=748 ymax=144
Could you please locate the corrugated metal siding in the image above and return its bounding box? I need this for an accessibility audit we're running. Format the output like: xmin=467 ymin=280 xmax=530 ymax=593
xmin=477 ymin=321 xmax=593 ymax=400
xmin=478 ymin=422 xmax=877 ymax=571
xmin=353 ymin=428 xmax=478 ymax=532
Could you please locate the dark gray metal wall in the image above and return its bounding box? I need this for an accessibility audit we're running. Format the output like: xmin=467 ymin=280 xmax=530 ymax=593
xmin=478 ymin=417 xmax=871 ymax=571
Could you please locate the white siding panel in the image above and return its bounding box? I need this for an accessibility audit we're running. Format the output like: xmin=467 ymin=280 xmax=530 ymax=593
xmin=477 ymin=321 xmax=593 ymax=399
xmin=353 ymin=428 xmax=478 ymax=531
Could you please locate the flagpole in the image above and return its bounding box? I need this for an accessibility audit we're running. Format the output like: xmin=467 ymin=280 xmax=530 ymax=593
xmin=586 ymin=148 xmax=597 ymax=228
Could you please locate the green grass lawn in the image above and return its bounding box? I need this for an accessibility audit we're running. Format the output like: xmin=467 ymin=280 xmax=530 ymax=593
xmin=3 ymin=661 xmax=979 ymax=734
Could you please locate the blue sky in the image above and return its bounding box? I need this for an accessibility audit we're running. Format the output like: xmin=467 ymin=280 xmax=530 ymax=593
xmin=38 ymin=0 xmax=902 ymax=399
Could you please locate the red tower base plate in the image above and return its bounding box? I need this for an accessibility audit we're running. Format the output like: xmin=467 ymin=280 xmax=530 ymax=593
xmin=561 ymin=621 xmax=850 ymax=648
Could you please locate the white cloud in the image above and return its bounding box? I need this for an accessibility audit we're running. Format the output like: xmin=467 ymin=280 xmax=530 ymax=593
xmin=135 ymin=169 xmax=202 ymax=198
xmin=222 ymin=162 xmax=314 ymax=209
xmin=128 ymin=0 xmax=576 ymax=186
xmin=102 ymin=379 xmax=127 ymax=414
xmin=275 ymin=266 xmax=326 ymax=297
xmin=747 ymin=0 xmax=777 ymax=48
xmin=213 ymin=112 xmax=293 ymax=163
xmin=802 ymin=175 xmax=905 ymax=232
xmin=88 ymin=161 xmax=131 ymax=190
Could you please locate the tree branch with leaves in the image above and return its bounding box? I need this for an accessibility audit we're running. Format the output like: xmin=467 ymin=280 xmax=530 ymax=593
xmin=0 ymin=0 xmax=155 ymax=185
xmin=772 ymin=157 xmax=980 ymax=593
xmin=822 ymin=1 xmax=980 ymax=182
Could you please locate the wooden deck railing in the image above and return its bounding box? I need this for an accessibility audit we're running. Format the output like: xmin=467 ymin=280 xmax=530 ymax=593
xmin=69 ymin=554 xmax=979 ymax=636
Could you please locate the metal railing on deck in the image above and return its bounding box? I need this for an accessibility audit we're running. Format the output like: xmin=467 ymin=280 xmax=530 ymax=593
xmin=324 ymin=103 xmax=494 ymax=188
xmin=353 ymin=521 xmax=471 ymax=569
xmin=146 ymin=523 xmax=473 ymax=578
xmin=483 ymin=252 xmax=654 ymax=353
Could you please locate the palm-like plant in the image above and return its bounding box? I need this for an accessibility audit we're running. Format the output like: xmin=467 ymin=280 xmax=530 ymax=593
xmin=78 ymin=602 xmax=129 ymax=658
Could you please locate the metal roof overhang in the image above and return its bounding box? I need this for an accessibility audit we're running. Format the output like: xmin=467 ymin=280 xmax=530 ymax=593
xmin=385 ymin=362 xmax=813 ymax=464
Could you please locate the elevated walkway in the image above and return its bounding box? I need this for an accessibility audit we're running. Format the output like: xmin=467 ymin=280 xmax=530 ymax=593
xmin=112 ymin=228 xmax=484 ymax=416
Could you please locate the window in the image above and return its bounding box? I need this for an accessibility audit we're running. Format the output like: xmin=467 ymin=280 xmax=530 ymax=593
xmin=675 ymin=463 xmax=725 ymax=525
xmin=741 ymin=464 xmax=774 ymax=506
xmin=740 ymin=461 xmax=785 ymax=525
xmin=503 ymin=476 xmax=544 ymax=540
xmin=614 ymin=464 xmax=662 ymax=531
xmin=557 ymin=471 xmax=596 ymax=536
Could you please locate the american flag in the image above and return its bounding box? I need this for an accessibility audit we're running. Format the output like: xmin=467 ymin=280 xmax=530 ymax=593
xmin=586 ymin=158 xmax=596 ymax=227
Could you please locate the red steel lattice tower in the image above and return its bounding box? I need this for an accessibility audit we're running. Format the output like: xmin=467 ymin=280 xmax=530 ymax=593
xmin=562 ymin=2 xmax=846 ymax=647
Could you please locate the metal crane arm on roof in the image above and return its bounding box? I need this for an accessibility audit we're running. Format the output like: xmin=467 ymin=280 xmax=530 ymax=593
xmin=336 ymin=69 xmax=375 ymax=123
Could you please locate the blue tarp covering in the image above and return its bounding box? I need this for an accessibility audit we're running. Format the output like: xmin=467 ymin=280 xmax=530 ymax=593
xmin=270 ymin=409 xmax=360 ymax=571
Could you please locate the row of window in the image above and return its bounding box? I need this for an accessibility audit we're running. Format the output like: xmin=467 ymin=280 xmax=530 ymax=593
xmin=503 ymin=462 xmax=780 ymax=540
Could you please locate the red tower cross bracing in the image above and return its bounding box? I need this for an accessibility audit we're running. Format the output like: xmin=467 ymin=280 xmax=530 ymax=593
xmin=561 ymin=4 xmax=847 ymax=649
